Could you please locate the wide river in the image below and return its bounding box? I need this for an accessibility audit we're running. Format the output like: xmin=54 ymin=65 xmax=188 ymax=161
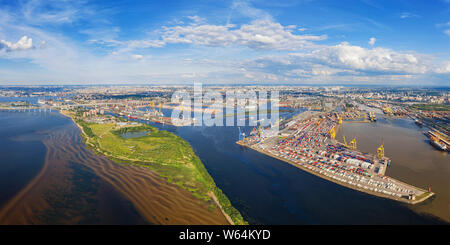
xmin=0 ymin=97 xmax=448 ymax=224
xmin=148 ymin=107 xmax=448 ymax=224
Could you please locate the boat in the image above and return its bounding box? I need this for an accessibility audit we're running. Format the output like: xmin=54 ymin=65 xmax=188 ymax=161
xmin=414 ymin=119 xmax=423 ymax=127
xmin=368 ymin=112 xmax=377 ymax=122
xmin=430 ymin=139 xmax=447 ymax=151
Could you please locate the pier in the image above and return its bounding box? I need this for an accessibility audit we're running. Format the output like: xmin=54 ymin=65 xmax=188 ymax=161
xmin=237 ymin=111 xmax=434 ymax=205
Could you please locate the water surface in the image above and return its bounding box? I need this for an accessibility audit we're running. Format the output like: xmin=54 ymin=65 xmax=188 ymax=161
xmin=146 ymin=108 xmax=447 ymax=224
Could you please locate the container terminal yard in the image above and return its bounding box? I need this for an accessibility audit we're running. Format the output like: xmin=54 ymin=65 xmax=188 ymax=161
xmin=237 ymin=110 xmax=435 ymax=204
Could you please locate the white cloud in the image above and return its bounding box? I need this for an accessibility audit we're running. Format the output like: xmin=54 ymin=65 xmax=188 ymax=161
xmin=132 ymin=54 xmax=144 ymax=60
xmin=435 ymin=61 xmax=450 ymax=73
xmin=157 ymin=19 xmax=326 ymax=50
xmin=231 ymin=0 xmax=273 ymax=21
xmin=187 ymin=15 xmax=205 ymax=23
xmin=0 ymin=36 xmax=33 ymax=51
xmin=368 ymin=37 xmax=376 ymax=46
xmin=0 ymin=1 xmax=448 ymax=85
xmin=400 ymin=12 xmax=420 ymax=19
xmin=127 ymin=40 xmax=166 ymax=49
xmin=445 ymin=29 xmax=450 ymax=36
xmin=243 ymin=41 xmax=435 ymax=81
xmin=21 ymin=0 xmax=97 ymax=25
xmin=304 ymin=42 xmax=428 ymax=74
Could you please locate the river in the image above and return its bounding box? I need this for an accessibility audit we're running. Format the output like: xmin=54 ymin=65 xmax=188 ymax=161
xmin=147 ymin=107 xmax=447 ymax=224
xmin=0 ymin=97 xmax=447 ymax=224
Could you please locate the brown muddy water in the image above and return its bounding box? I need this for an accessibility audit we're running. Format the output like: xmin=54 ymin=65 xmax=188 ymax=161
xmin=337 ymin=113 xmax=449 ymax=222
xmin=0 ymin=109 xmax=229 ymax=225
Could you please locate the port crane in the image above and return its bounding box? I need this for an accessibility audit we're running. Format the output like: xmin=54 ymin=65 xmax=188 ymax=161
xmin=329 ymin=126 xmax=336 ymax=140
xmin=377 ymin=140 xmax=385 ymax=159
xmin=149 ymin=101 xmax=156 ymax=113
xmin=340 ymin=127 xmax=356 ymax=150
xmin=349 ymin=136 xmax=357 ymax=150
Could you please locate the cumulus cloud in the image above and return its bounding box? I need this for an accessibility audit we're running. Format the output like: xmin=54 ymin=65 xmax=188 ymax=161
xmin=157 ymin=19 xmax=327 ymax=50
xmin=435 ymin=61 xmax=450 ymax=73
xmin=368 ymin=37 xmax=376 ymax=46
xmin=243 ymin=41 xmax=436 ymax=81
xmin=113 ymin=18 xmax=326 ymax=52
xmin=301 ymin=42 xmax=428 ymax=74
xmin=0 ymin=36 xmax=33 ymax=51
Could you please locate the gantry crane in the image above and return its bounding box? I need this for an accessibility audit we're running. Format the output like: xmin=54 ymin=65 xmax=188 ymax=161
xmin=149 ymin=101 xmax=155 ymax=111
xmin=349 ymin=136 xmax=357 ymax=150
xmin=377 ymin=140 xmax=385 ymax=159
xmin=329 ymin=127 xmax=336 ymax=140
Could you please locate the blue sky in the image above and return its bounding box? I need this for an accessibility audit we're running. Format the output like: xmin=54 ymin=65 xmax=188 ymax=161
xmin=0 ymin=0 xmax=449 ymax=85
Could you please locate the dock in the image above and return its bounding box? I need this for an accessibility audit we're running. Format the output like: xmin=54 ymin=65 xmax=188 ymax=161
xmin=237 ymin=111 xmax=434 ymax=205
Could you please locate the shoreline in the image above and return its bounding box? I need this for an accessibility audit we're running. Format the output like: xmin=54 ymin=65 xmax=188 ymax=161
xmin=60 ymin=110 xmax=235 ymax=225
xmin=209 ymin=192 xmax=234 ymax=225
xmin=236 ymin=141 xmax=434 ymax=205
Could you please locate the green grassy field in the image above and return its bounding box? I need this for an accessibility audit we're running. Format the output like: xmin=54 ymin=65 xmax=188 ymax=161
xmin=409 ymin=103 xmax=450 ymax=112
xmin=72 ymin=114 xmax=246 ymax=225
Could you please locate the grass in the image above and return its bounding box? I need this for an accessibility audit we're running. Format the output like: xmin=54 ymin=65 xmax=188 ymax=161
xmin=409 ymin=103 xmax=450 ymax=112
xmin=416 ymin=192 xmax=432 ymax=201
xmin=68 ymin=111 xmax=247 ymax=225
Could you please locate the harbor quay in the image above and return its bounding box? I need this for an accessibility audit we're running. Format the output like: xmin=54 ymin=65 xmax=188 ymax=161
xmin=237 ymin=111 xmax=434 ymax=204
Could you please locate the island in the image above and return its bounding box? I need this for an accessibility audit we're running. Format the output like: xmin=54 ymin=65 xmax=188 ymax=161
xmin=61 ymin=109 xmax=247 ymax=225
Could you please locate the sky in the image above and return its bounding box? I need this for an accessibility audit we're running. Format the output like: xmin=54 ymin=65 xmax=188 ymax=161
xmin=0 ymin=0 xmax=449 ymax=85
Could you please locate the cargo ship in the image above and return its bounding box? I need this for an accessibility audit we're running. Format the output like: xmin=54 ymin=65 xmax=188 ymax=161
xmin=430 ymin=139 xmax=447 ymax=151
xmin=427 ymin=131 xmax=449 ymax=151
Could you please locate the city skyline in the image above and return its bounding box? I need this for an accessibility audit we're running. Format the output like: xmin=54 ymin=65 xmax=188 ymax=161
xmin=0 ymin=0 xmax=449 ymax=85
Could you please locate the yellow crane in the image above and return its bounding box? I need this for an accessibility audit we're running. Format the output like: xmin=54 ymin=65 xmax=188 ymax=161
xmin=377 ymin=140 xmax=385 ymax=159
xmin=149 ymin=101 xmax=155 ymax=111
xmin=349 ymin=136 xmax=357 ymax=150
xmin=383 ymin=107 xmax=393 ymax=115
xmin=329 ymin=127 xmax=336 ymax=140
